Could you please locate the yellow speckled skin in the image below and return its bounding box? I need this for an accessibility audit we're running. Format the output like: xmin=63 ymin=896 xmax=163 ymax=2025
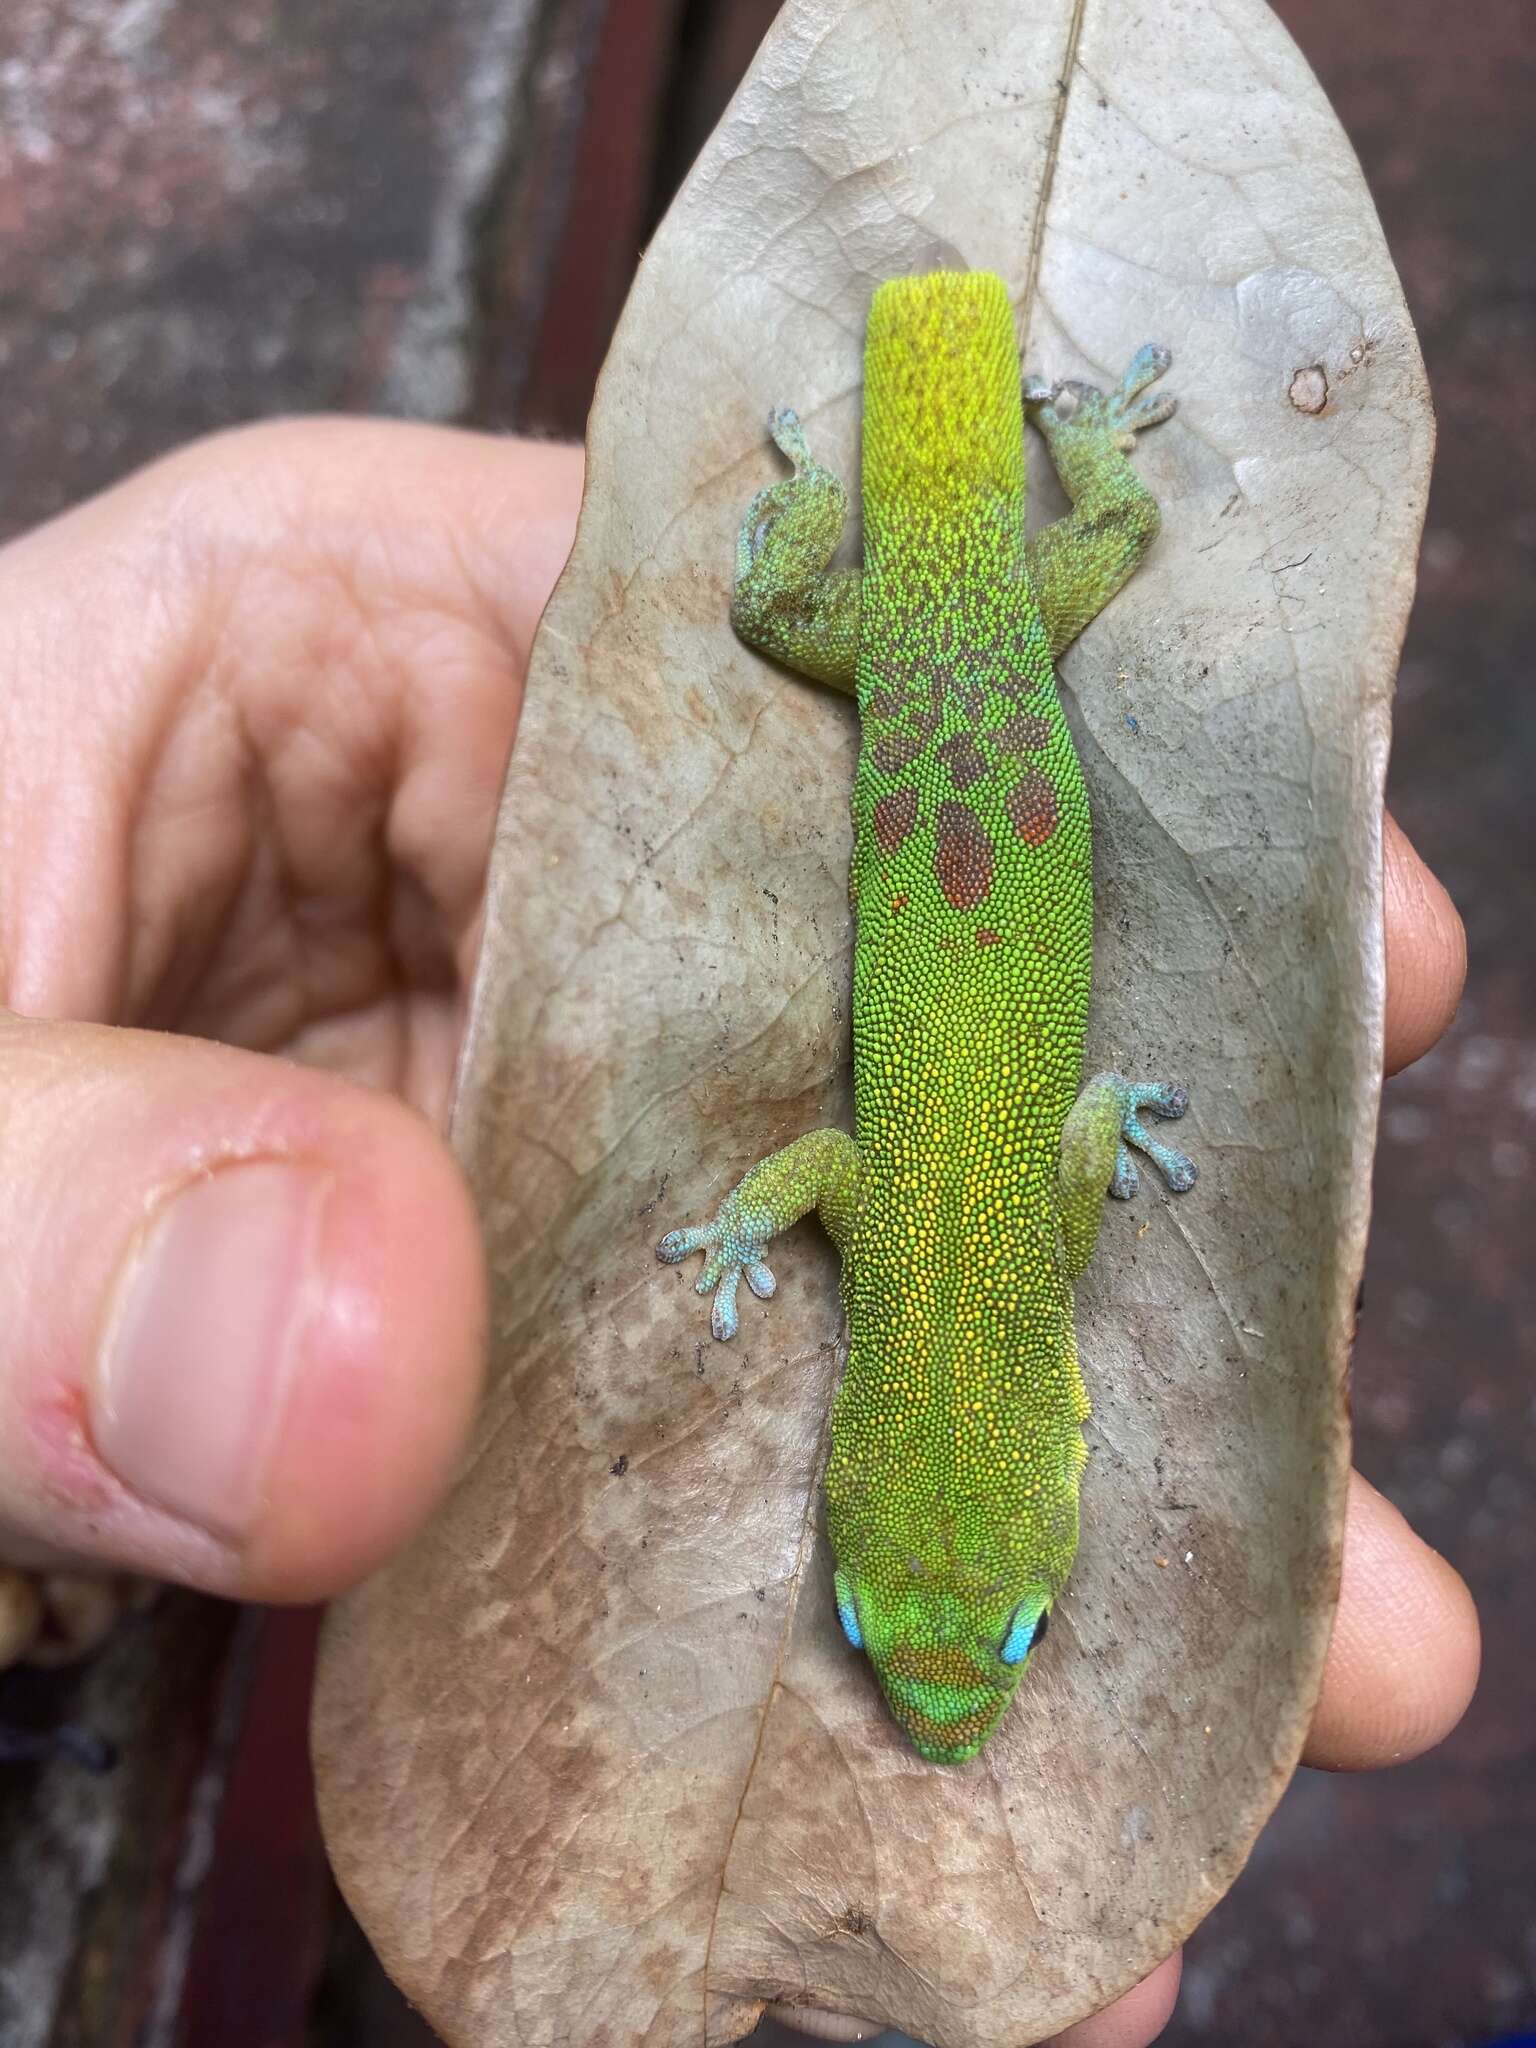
xmin=659 ymin=273 xmax=1195 ymax=1762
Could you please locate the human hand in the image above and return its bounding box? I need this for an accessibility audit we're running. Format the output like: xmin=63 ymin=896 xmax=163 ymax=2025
xmin=0 ymin=420 xmax=579 ymax=1611
xmin=0 ymin=425 xmax=1477 ymax=2048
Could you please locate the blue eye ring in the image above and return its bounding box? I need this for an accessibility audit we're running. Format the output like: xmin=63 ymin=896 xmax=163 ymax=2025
xmin=834 ymin=1570 xmax=863 ymax=1650
xmin=1000 ymin=1601 xmax=1049 ymax=1666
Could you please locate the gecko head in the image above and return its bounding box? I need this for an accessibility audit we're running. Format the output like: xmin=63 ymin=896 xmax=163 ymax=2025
xmin=834 ymin=1566 xmax=1053 ymax=1764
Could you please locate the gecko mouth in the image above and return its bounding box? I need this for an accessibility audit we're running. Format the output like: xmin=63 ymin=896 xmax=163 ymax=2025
xmin=877 ymin=1645 xmax=1011 ymax=1763
xmin=889 ymin=1692 xmax=1010 ymax=1765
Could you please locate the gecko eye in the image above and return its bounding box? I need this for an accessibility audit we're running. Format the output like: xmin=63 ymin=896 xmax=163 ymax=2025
xmin=834 ymin=1570 xmax=863 ymax=1651
xmin=1000 ymin=1602 xmax=1049 ymax=1667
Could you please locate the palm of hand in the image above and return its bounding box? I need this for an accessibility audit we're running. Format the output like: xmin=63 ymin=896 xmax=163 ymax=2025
xmin=2 ymin=421 xmax=581 ymax=1112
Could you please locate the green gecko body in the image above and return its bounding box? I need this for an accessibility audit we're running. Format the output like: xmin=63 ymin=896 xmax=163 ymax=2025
xmin=659 ymin=272 xmax=1196 ymax=1763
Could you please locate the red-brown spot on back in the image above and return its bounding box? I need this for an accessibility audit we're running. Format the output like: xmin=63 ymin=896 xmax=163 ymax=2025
xmin=874 ymin=731 xmax=924 ymax=773
xmin=994 ymin=712 xmax=1052 ymax=756
xmin=1007 ymin=768 xmax=1059 ymax=847
xmin=976 ymin=927 xmax=1001 ymax=947
xmin=873 ymin=785 xmax=919 ymax=854
xmin=934 ymin=801 xmax=995 ymax=909
xmin=929 ymin=656 xmax=987 ymax=720
xmin=936 ymin=732 xmax=989 ymax=790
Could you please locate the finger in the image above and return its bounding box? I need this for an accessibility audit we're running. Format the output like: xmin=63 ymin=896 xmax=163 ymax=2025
xmin=0 ymin=1013 xmax=484 ymax=1603
xmin=744 ymin=1260 xmax=777 ymax=1299
xmin=1044 ymin=1954 xmax=1182 ymax=2048
xmin=710 ymin=1268 xmax=743 ymax=1342
xmin=1383 ymin=811 xmax=1465 ymax=1076
xmin=1303 ymin=1469 xmax=1480 ymax=1770
xmin=0 ymin=422 xmax=584 ymax=1109
xmin=759 ymin=2011 xmax=878 ymax=2043
xmin=765 ymin=1953 xmax=1183 ymax=2048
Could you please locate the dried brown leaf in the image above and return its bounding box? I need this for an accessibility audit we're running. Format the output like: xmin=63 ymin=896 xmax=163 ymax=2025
xmin=314 ymin=2 xmax=1430 ymax=2041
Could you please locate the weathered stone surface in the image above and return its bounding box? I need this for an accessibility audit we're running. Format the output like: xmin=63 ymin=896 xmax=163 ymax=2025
xmin=0 ymin=1595 xmax=243 ymax=2048
xmin=0 ymin=0 xmax=556 ymax=542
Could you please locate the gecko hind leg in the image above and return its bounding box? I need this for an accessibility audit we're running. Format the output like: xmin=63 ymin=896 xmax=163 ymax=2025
xmin=657 ymin=1127 xmax=861 ymax=1341
xmin=1058 ymin=1072 xmax=1197 ymax=1282
xmin=730 ymin=408 xmax=861 ymax=692
xmin=1104 ymin=1078 xmax=1197 ymax=1200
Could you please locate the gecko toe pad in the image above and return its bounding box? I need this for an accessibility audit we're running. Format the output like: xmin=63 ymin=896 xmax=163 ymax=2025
xmin=657 ymin=1209 xmax=774 ymax=1343
xmin=1026 ymin=348 xmax=1177 ymax=453
xmin=1097 ymin=1075 xmax=1199 ymax=1200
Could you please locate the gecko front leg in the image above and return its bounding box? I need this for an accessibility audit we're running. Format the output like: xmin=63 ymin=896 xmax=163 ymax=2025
xmin=657 ymin=1127 xmax=862 ymax=1339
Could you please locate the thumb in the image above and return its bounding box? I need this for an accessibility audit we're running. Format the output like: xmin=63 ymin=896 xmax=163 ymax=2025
xmin=0 ymin=1013 xmax=485 ymax=1603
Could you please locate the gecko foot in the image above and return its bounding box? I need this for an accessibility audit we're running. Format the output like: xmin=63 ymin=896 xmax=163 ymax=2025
xmin=657 ymin=1207 xmax=776 ymax=1342
xmin=1090 ymin=1073 xmax=1198 ymax=1201
xmin=766 ymin=405 xmax=814 ymax=469
xmin=1025 ymin=345 xmax=1176 ymax=453
xmin=656 ymin=1130 xmax=858 ymax=1343
xmin=736 ymin=404 xmax=848 ymax=592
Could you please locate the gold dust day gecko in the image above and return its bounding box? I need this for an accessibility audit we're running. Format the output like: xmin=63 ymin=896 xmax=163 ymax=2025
xmin=658 ymin=272 xmax=1197 ymax=1764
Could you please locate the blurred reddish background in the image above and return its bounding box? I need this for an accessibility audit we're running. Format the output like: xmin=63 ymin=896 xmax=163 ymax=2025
xmin=0 ymin=2 xmax=1529 ymax=2043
